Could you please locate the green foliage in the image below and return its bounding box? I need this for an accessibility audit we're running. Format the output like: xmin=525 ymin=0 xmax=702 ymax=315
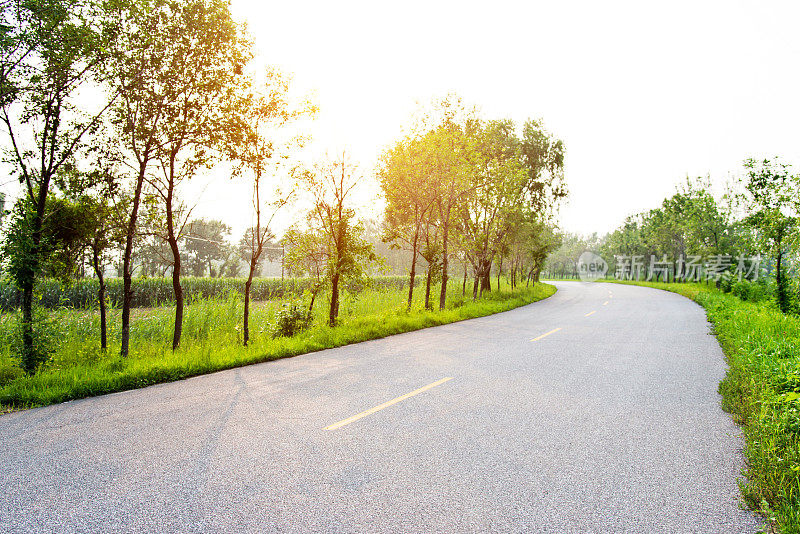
xmin=1 ymin=200 xmax=39 ymax=290
xmin=10 ymin=308 xmax=60 ymax=373
xmin=0 ymin=362 xmax=23 ymax=388
xmin=184 ymin=219 xmax=232 ymax=277
xmin=731 ymin=279 xmax=772 ymax=303
xmin=270 ymin=303 xmax=313 ymax=338
xmin=740 ymin=158 xmax=798 ymax=314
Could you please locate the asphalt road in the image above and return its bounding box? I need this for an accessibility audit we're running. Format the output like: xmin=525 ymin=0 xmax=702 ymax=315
xmin=0 ymin=282 xmax=763 ymax=533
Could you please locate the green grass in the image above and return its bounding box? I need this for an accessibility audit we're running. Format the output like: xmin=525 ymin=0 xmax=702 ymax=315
xmin=0 ymin=279 xmax=555 ymax=411
xmin=614 ymin=280 xmax=800 ymax=533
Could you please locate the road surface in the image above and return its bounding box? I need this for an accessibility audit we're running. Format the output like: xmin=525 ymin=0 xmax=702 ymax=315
xmin=0 ymin=282 xmax=763 ymax=533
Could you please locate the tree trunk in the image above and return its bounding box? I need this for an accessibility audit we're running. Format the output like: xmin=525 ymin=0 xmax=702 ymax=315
xmin=776 ymin=249 xmax=788 ymax=313
xmin=479 ymin=259 xmax=491 ymax=296
xmin=121 ymin=161 xmax=147 ymax=358
xmin=472 ymin=274 xmax=479 ymax=301
xmin=243 ymin=258 xmax=256 ymax=346
xmin=92 ymin=242 xmax=107 ymax=351
xmin=308 ymin=288 xmax=317 ymax=313
xmin=21 ymin=283 xmax=34 ymax=373
xmin=424 ymin=265 xmax=433 ymax=310
xmin=407 ymin=232 xmax=418 ymax=311
xmin=462 ymin=262 xmax=467 ymax=296
xmin=166 ymin=158 xmax=183 ymax=352
xmin=438 ymin=220 xmax=449 ymax=310
xmin=496 ymin=258 xmax=502 ymax=290
xmin=168 ymin=241 xmax=183 ymax=351
xmin=329 ymin=271 xmax=340 ymax=326
xmin=19 ymin=173 xmax=51 ymax=373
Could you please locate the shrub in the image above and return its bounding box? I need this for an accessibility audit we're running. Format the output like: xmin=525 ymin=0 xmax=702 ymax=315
xmin=731 ymin=279 xmax=773 ymax=304
xmin=0 ymin=360 xmax=23 ymax=387
xmin=270 ymin=303 xmax=313 ymax=338
xmin=9 ymin=310 xmax=60 ymax=373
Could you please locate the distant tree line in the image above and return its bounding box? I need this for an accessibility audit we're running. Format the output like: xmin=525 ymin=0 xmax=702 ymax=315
xmin=546 ymin=160 xmax=800 ymax=314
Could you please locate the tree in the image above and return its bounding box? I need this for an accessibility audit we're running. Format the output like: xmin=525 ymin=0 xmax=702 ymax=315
xmin=108 ymin=0 xmax=250 ymax=354
xmin=225 ymin=67 xmax=312 ymax=346
xmin=184 ymin=219 xmax=231 ymax=277
xmin=70 ymin=166 xmax=127 ymax=351
xmin=741 ymin=158 xmax=798 ymax=313
xmin=288 ymin=153 xmax=379 ymax=326
xmin=1 ymin=194 xmax=93 ymax=371
xmin=378 ymin=134 xmax=436 ymax=310
xmin=431 ymin=118 xmax=478 ymax=310
xmin=283 ymin=226 xmax=327 ymax=312
xmin=0 ymin=0 xmax=114 ymax=370
xmin=506 ymin=213 xmax=559 ymax=288
xmin=458 ymin=119 xmax=526 ymax=298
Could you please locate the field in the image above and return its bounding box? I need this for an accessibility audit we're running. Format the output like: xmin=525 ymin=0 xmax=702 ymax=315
xmin=615 ymin=280 xmax=800 ymax=533
xmin=0 ymin=278 xmax=556 ymax=411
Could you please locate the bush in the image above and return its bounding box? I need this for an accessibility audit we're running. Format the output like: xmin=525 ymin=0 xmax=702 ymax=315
xmin=10 ymin=310 xmax=60 ymax=373
xmin=731 ymin=279 xmax=772 ymax=303
xmin=270 ymin=303 xmax=313 ymax=338
xmin=0 ymin=360 xmax=23 ymax=387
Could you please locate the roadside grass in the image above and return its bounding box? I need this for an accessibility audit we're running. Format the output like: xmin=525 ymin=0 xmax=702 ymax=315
xmin=0 ymin=280 xmax=555 ymax=410
xmin=614 ymin=280 xmax=800 ymax=533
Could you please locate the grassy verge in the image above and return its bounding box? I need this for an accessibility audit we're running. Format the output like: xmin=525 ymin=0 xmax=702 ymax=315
xmin=614 ymin=280 xmax=800 ymax=533
xmin=0 ymin=280 xmax=555 ymax=411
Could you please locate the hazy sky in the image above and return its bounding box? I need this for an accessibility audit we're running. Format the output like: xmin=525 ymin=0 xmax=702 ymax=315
xmin=2 ymin=1 xmax=798 ymax=240
xmin=209 ymin=0 xmax=800 ymax=237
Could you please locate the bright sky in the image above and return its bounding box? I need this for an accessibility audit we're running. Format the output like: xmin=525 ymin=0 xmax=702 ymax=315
xmin=202 ymin=0 xmax=799 ymax=238
xmin=2 ymin=1 xmax=798 ymax=240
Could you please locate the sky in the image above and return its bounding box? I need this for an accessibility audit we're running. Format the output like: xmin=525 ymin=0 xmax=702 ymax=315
xmin=211 ymin=0 xmax=800 ymax=238
xmin=3 ymin=1 xmax=799 ymax=239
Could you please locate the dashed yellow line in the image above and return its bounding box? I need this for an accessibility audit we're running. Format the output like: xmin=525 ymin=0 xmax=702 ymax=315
xmin=325 ymin=377 xmax=453 ymax=431
xmin=585 ymin=310 xmax=597 ymax=317
xmin=603 ymin=301 xmax=609 ymax=306
xmin=531 ymin=327 xmax=562 ymax=342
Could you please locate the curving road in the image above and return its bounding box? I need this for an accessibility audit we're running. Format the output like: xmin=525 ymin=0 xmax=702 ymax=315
xmin=0 ymin=282 xmax=763 ymax=533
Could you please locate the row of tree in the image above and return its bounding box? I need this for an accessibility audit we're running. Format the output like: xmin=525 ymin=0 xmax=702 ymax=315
xmin=378 ymin=99 xmax=566 ymax=311
xmin=0 ymin=0 xmax=313 ymax=370
xmin=0 ymin=1 xmax=569 ymax=373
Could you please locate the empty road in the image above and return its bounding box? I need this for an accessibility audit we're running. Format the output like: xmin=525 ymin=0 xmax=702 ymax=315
xmin=0 ymin=282 xmax=763 ymax=533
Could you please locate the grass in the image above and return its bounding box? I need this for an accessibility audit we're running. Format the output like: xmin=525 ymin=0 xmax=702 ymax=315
xmin=613 ymin=280 xmax=800 ymax=533
xmin=0 ymin=279 xmax=555 ymax=411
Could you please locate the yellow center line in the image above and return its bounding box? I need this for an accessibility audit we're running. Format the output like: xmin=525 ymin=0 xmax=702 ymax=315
xmin=531 ymin=327 xmax=562 ymax=342
xmin=603 ymin=301 xmax=609 ymax=306
xmin=585 ymin=310 xmax=597 ymax=317
xmin=325 ymin=377 xmax=454 ymax=431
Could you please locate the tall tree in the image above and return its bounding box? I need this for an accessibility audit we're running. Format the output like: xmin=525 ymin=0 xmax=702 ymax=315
xmin=378 ymin=134 xmax=436 ymax=310
xmin=289 ymin=152 xmax=378 ymax=326
xmin=225 ymin=67 xmax=312 ymax=346
xmin=108 ymin=0 xmax=250 ymax=354
xmin=0 ymin=0 xmax=114 ymax=371
xmin=741 ymin=158 xmax=798 ymax=313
